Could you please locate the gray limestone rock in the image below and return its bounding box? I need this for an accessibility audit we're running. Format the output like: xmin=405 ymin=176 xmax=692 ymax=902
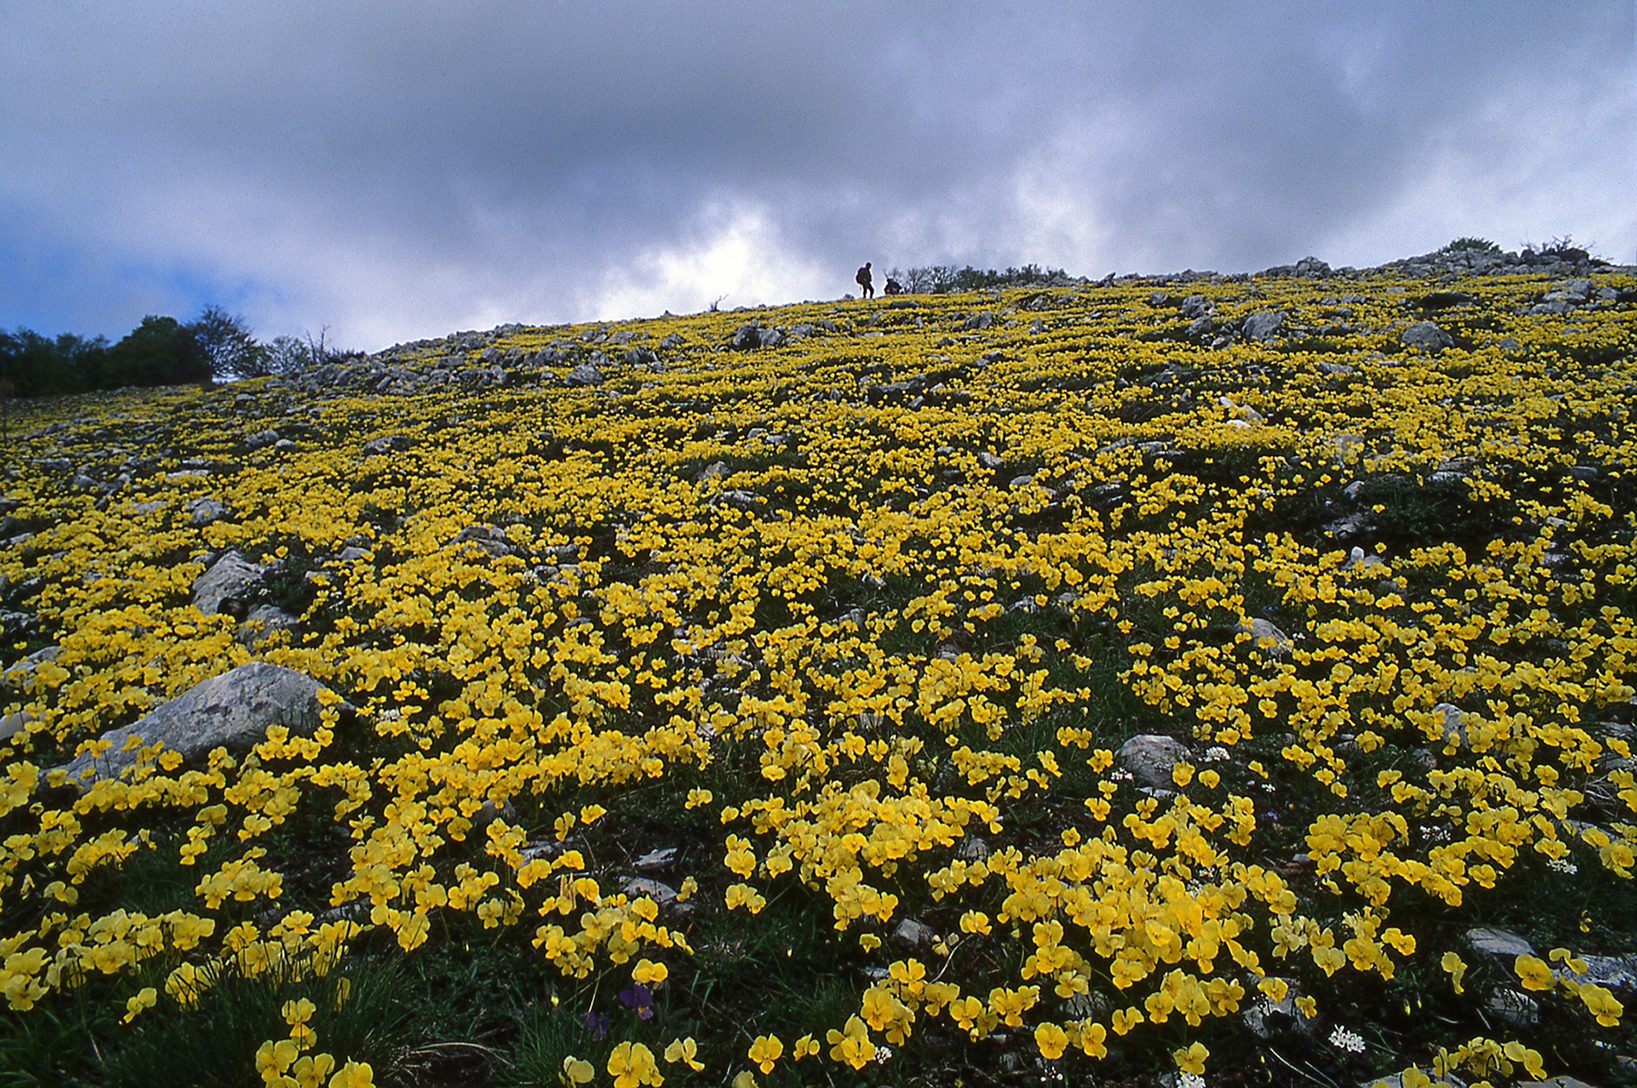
xmin=1466 ymin=925 xmax=1534 ymax=959
xmin=1116 ymin=734 xmax=1190 ymax=789
xmin=1400 ymin=321 xmax=1453 ymax=351
xmin=622 ymin=876 xmax=679 ymax=907
xmin=59 ymin=663 xmax=324 ymax=787
xmin=191 ymin=551 xmax=265 ymax=616
xmin=237 ymin=605 xmax=300 ymax=649
xmin=1239 ymin=618 xmax=1294 ymax=658
xmin=894 ymin=918 xmax=935 ymax=947
xmin=1243 ymin=310 xmax=1286 ymax=342
xmin=188 ymin=497 xmax=231 ymax=527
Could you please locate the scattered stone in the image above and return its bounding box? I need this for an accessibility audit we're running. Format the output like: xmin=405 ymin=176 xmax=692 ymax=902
xmin=894 ymin=918 xmax=935 ymax=947
xmin=1432 ymin=703 xmax=1469 ymax=749
xmin=1327 ymin=511 xmax=1375 ymax=542
xmin=622 ymin=876 xmax=679 ymax=907
xmin=1243 ymin=310 xmax=1285 ymax=342
xmin=1466 ymin=925 xmax=1534 ymax=959
xmin=1243 ymin=979 xmax=1316 ymax=1038
xmin=474 ymin=798 xmax=517 ymax=829
xmin=1116 ymin=734 xmax=1190 ymax=789
xmin=449 ymin=524 xmax=515 ymax=558
xmin=565 ymin=363 xmax=605 ymax=386
xmin=361 ymin=434 xmax=411 ymax=456
xmin=237 ymin=605 xmax=300 ymax=649
xmin=1564 ymin=953 xmax=1637 ymax=992
xmin=187 ymin=497 xmax=231 ymax=527
xmin=1239 ymin=617 xmax=1293 ymax=658
xmin=1400 ymin=321 xmax=1453 ymax=351
xmin=191 ymin=551 xmax=265 ymax=617
xmin=633 ymin=847 xmax=678 ymax=872
xmin=58 ymin=663 xmax=327 ymax=787
xmin=0 ymin=709 xmax=36 ymax=743
xmin=1484 ymin=987 xmax=1539 ymax=1027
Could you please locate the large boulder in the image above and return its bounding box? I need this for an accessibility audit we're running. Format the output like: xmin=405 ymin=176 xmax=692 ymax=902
xmin=192 ymin=551 xmax=264 ymax=617
xmin=1400 ymin=321 xmax=1453 ymax=351
xmin=58 ymin=663 xmax=325 ymax=787
xmin=1242 ymin=310 xmax=1285 ymax=342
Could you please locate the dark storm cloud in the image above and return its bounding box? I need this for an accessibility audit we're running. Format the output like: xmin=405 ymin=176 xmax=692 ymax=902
xmin=2 ymin=1 xmax=1631 ymax=349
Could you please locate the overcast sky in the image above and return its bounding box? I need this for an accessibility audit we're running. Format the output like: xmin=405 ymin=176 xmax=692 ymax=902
xmin=3 ymin=1 xmax=1633 ymax=352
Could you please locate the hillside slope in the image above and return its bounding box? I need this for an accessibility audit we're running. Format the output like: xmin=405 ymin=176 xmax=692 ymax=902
xmin=2 ymin=251 xmax=1636 ymax=1087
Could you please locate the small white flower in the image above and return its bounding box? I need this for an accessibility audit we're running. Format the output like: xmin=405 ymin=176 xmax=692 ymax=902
xmin=873 ymin=1045 xmax=893 ymax=1063
xmin=1179 ymin=1073 xmax=1206 ymax=1088
xmin=1328 ymin=1025 xmax=1366 ymax=1053
xmin=1205 ymin=746 xmax=1229 ymax=762
xmin=1547 ymin=856 xmax=1579 ymax=875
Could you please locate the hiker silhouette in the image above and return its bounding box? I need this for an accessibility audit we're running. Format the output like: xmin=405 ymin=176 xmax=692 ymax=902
xmin=855 ymin=262 xmax=874 ymax=299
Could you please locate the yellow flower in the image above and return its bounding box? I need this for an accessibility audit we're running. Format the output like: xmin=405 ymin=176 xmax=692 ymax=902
xmin=122 ymin=986 xmax=158 ymax=1023
xmin=283 ymin=997 xmax=317 ymax=1025
xmin=1580 ymin=983 xmax=1624 ymax=1027
xmin=988 ymin=985 xmax=1039 ymax=1027
xmin=1174 ymin=1041 xmax=1209 ymax=1075
xmin=1076 ymin=1020 xmax=1109 ymax=1059
xmin=1514 ymin=954 xmax=1555 ymax=991
xmin=748 ymin=1034 xmax=783 ymax=1073
xmin=1440 ymin=951 xmax=1467 ymax=994
xmin=327 ymin=1060 xmax=374 ymax=1088
xmin=291 ymin=1053 xmax=336 ymax=1088
xmin=256 ymin=1038 xmax=299 ymax=1081
xmin=1034 ymin=1021 xmax=1068 ymax=1060
xmin=664 ymin=1037 xmax=704 ymax=1071
xmin=826 ymin=1016 xmax=873 ymax=1070
xmin=562 ymin=1056 xmax=596 ymax=1085
xmin=633 ymin=958 xmax=668 ymax=986
xmin=791 ymin=1034 xmax=819 ymax=1059
xmin=608 ymin=1042 xmax=663 ymax=1088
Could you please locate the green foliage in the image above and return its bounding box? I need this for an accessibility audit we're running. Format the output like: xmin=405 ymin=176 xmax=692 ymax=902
xmin=0 ymin=328 xmax=108 ymax=397
xmin=189 ymin=305 xmax=264 ymax=379
xmin=884 ymin=262 xmax=1067 ymax=294
xmin=105 ymin=951 xmax=411 ymax=1088
xmin=103 ymin=315 xmax=213 ymax=388
xmin=1436 ymin=237 xmax=1501 ymax=255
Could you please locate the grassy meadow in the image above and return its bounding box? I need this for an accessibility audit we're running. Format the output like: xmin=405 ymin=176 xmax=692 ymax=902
xmin=2 ymin=262 xmax=1636 ymax=1087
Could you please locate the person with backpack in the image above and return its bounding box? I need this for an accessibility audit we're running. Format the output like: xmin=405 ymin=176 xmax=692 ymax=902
xmin=855 ymin=262 xmax=874 ymax=299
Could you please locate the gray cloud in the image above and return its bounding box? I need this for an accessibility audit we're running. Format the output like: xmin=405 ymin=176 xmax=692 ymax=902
xmin=3 ymin=1 xmax=1631 ymax=350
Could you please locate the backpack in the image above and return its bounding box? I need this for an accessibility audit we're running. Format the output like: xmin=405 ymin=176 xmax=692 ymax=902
xmin=856 ymin=267 xmax=869 ymax=286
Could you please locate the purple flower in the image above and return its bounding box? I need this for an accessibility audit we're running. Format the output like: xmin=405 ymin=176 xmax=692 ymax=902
xmin=585 ymin=1009 xmax=610 ymax=1040
xmin=619 ymin=983 xmax=654 ymax=1020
